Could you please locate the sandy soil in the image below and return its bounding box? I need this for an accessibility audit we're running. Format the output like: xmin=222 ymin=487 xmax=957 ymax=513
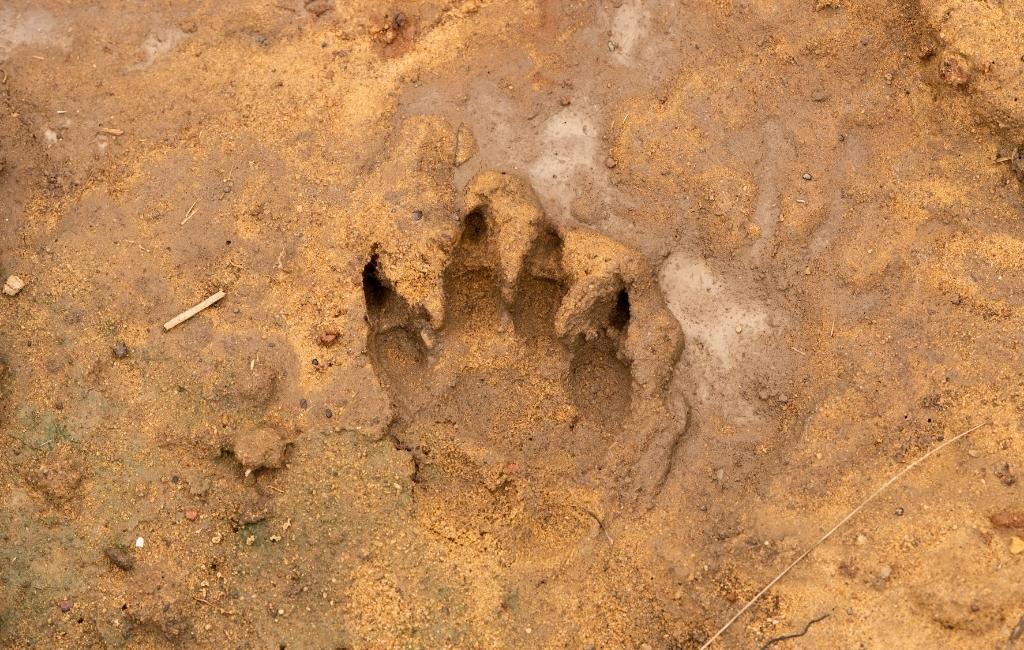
xmin=3 ymin=1 xmax=1024 ymax=648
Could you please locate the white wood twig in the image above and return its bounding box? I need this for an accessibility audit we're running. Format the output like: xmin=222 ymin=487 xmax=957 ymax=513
xmin=163 ymin=290 xmax=225 ymax=331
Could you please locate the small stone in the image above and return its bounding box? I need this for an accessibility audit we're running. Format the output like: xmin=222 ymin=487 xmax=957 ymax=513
xmin=185 ymin=509 xmax=199 ymax=521
xmin=1010 ymin=536 xmax=1024 ymax=554
xmin=134 ymin=536 xmax=145 ymax=548
xmin=996 ymin=463 xmax=1017 ymax=486
xmin=305 ymin=0 xmax=334 ymax=17
xmin=604 ymin=156 xmax=618 ymax=169
xmin=951 ymin=294 xmax=962 ymax=305
xmin=211 ymin=532 xmax=222 ymax=544
xmin=856 ymin=534 xmax=868 ymax=546
xmin=879 ymin=565 xmax=892 ymax=580
xmin=104 ymin=546 xmax=135 ymax=571
xmin=560 ymin=96 xmax=572 ymax=106
xmin=895 ymin=507 xmax=905 ymax=516
xmin=990 ymin=510 xmax=1024 ymax=530
xmin=58 ymin=598 xmax=73 ymax=613
xmin=324 ymin=408 xmax=333 ymax=419
xmin=232 ymin=428 xmax=287 ymax=471
xmin=3 ymin=275 xmax=24 ymax=296
xmin=455 ymin=123 xmax=478 ymax=165
xmin=112 ymin=342 xmax=129 ymax=358
xmin=939 ymin=53 xmax=972 ymax=87
xmin=299 ymin=398 xmax=308 ymax=409
xmin=411 ymin=209 xmax=423 ymax=221
xmin=318 ymin=331 xmax=339 ymax=346
xmin=802 ymin=172 xmax=813 ymax=181
xmin=758 ymin=390 xmax=769 ymax=400
xmin=735 ymin=325 xmax=743 ymax=334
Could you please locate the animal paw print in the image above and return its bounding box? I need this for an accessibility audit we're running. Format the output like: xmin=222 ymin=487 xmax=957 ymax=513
xmin=362 ymin=171 xmax=685 ymax=510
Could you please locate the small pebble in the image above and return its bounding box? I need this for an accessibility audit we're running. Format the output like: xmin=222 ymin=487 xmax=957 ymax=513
xmin=604 ymin=156 xmax=618 ymax=169
xmin=879 ymin=565 xmax=892 ymax=580
xmin=112 ymin=342 xmax=129 ymax=358
xmin=299 ymin=398 xmax=308 ymax=409
xmin=58 ymin=599 xmax=73 ymax=613
xmin=185 ymin=509 xmax=199 ymax=521
xmin=560 ymin=96 xmax=572 ymax=106
xmin=319 ymin=331 xmax=339 ymax=346
xmin=104 ymin=546 xmax=135 ymax=571
xmin=324 ymin=408 xmax=333 ymax=419
xmin=135 ymin=537 xmax=145 ymax=548
xmin=802 ymin=172 xmax=813 ymax=181
xmin=1010 ymin=536 xmax=1024 ymax=555
xmin=895 ymin=507 xmax=904 ymax=516
xmin=3 ymin=275 xmax=24 ymax=296
xmin=411 ymin=210 xmax=423 ymax=221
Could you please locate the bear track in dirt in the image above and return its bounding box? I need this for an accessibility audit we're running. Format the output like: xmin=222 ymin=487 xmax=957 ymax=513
xmin=361 ymin=171 xmax=687 ymax=515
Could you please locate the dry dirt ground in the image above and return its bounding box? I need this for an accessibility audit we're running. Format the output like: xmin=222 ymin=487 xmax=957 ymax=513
xmin=3 ymin=1 xmax=1024 ymax=648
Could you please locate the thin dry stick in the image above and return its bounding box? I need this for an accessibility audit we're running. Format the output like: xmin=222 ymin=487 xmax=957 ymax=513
xmin=163 ymin=290 xmax=226 ymax=331
xmin=181 ymin=200 xmax=199 ymax=225
xmin=700 ymin=420 xmax=989 ymax=650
